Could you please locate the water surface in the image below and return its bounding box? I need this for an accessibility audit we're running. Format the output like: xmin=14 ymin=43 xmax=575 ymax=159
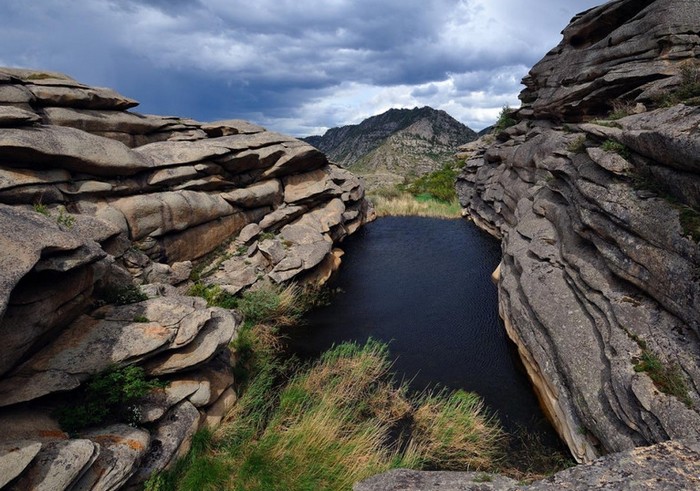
xmin=287 ymin=216 xmax=558 ymax=439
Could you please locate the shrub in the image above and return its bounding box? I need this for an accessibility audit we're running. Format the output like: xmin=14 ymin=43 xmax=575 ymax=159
xmin=495 ymin=105 xmax=517 ymax=132
xmin=100 ymin=285 xmax=147 ymax=306
xmin=654 ymin=60 xmax=700 ymax=107
xmin=678 ymin=206 xmax=700 ymax=243
xmin=55 ymin=365 xmax=164 ymax=434
xmin=406 ymin=165 xmax=458 ymax=203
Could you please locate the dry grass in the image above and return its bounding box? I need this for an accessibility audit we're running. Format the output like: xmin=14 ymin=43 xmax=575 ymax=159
xmin=370 ymin=192 xmax=462 ymax=218
xmin=159 ymin=338 xmax=506 ymax=490
xmin=410 ymin=390 xmax=505 ymax=471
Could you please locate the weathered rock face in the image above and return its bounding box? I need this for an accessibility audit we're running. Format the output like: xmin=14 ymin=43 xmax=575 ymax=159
xmin=0 ymin=67 xmax=373 ymax=490
xmin=355 ymin=440 xmax=700 ymax=491
xmin=520 ymin=0 xmax=700 ymax=121
xmin=456 ymin=0 xmax=700 ymax=466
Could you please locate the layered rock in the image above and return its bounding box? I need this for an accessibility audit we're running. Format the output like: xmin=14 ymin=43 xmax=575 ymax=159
xmin=456 ymin=0 xmax=700 ymax=465
xmin=355 ymin=440 xmax=700 ymax=490
xmin=0 ymin=67 xmax=372 ymax=489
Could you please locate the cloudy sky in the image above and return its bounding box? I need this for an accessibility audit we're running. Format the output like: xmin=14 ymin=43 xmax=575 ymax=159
xmin=0 ymin=0 xmax=602 ymax=136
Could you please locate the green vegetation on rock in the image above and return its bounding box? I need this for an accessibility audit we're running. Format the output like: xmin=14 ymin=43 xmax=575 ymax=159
xmin=634 ymin=349 xmax=692 ymax=408
xmin=494 ymin=105 xmax=517 ymax=132
xmin=99 ymin=284 xmax=148 ymax=306
xmin=55 ymin=365 xmax=164 ymax=434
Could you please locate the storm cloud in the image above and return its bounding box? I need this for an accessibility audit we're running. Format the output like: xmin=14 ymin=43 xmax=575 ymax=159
xmin=0 ymin=0 xmax=602 ymax=135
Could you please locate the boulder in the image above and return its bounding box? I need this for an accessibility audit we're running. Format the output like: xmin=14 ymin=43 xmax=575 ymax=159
xmin=8 ymin=439 xmax=99 ymax=491
xmin=146 ymin=308 xmax=240 ymax=376
xmin=108 ymin=191 xmax=236 ymax=240
xmin=222 ymin=178 xmax=282 ymax=208
xmin=43 ymin=107 xmax=171 ymax=135
xmin=134 ymin=140 xmax=230 ymax=167
xmin=0 ymin=296 xmax=233 ymax=406
xmin=520 ymin=0 xmax=700 ymax=120
xmin=72 ymin=425 xmax=150 ymax=491
xmin=354 ymin=441 xmax=700 ymax=490
xmin=0 ymin=440 xmax=43 ymax=488
xmin=0 ymin=126 xmax=151 ymax=176
xmin=126 ymin=401 xmax=200 ymax=487
xmin=0 ymin=106 xmax=40 ymax=126
xmin=201 ymin=119 xmax=266 ymax=137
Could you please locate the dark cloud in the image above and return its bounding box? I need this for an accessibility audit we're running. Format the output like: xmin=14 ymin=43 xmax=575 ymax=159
xmin=0 ymin=0 xmax=603 ymax=135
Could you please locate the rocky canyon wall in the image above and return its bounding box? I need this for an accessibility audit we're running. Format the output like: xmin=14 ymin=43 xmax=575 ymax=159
xmin=0 ymin=67 xmax=373 ymax=489
xmin=457 ymin=0 xmax=700 ymax=463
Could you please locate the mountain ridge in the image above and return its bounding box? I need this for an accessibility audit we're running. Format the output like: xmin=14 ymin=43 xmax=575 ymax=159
xmin=303 ymin=106 xmax=477 ymax=188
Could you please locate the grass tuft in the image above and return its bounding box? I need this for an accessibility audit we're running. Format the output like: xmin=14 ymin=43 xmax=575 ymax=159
xmin=601 ymin=139 xmax=630 ymax=159
xmin=411 ymin=389 xmax=504 ymax=470
xmin=634 ymin=349 xmax=692 ymax=408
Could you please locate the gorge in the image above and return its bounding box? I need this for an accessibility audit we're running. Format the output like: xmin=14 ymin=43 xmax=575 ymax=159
xmin=1 ymin=0 xmax=700 ymax=489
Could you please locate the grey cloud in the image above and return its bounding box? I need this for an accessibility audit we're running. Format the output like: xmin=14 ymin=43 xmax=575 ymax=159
xmin=0 ymin=0 xmax=603 ymax=135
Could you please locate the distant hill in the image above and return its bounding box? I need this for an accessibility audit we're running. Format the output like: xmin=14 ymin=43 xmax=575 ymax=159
xmin=303 ymin=107 xmax=476 ymax=189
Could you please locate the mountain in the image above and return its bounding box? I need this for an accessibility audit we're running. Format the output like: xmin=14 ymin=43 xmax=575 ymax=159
xmin=304 ymin=106 xmax=476 ymax=188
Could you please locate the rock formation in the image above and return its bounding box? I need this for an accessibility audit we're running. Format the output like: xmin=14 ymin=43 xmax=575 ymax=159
xmin=456 ymin=0 xmax=700 ymax=464
xmin=354 ymin=440 xmax=700 ymax=490
xmin=0 ymin=67 xmax=372 ymax=489
xmin=304 ymin=106 xmax=476 ymax=189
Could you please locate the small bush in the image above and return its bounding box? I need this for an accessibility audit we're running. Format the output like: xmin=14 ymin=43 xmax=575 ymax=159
xmin=495 ymin=105 xmax=517 ymax=132
xmin=133 ymin=315 xmax=150 ymax=323
xmin=100 ymin=285 xmax=147 ymax=306
xmin=654 ymin=60 xmax=700 ymax=107
xmin=55 ymin=365 xmax=164 ymax=434
xmin=259 ymin=231 xmax=276 ymax=241
xmin=406 ymin=165 xmax=458 ymax=203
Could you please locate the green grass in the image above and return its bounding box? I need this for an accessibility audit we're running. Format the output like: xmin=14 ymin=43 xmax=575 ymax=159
xmin=678 ymin=206 xmax=700 ymax=242
xmin=33 ymin=202 xmax=49 ymax=216
xmin=634 ymin=349 xmax=692 ymax=408
xmin=369 ymin=191 xmax=462 ymax=218
xmin=601 ymin=139 xmax=630 ymax=159
xmin=156 ymin=281 xmax=571 ymax=490
xmin=189 ymin=283 xmax=238 ymax=309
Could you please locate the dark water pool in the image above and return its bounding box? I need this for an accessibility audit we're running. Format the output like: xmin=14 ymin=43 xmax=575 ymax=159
xmin=286 ymin=216 xmax=559 ymax=441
